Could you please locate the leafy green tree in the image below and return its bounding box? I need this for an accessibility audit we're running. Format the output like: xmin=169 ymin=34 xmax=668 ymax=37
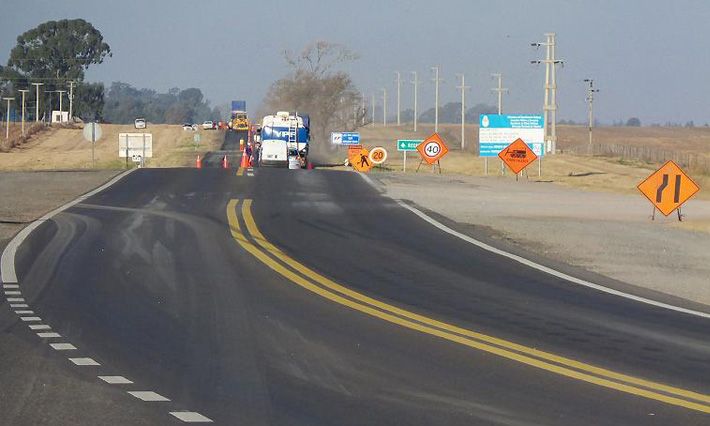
xmin=1 ymin=19 xmax=111 ymax=119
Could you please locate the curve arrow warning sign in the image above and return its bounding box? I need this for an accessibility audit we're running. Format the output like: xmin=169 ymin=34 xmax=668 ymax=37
xmin=637 ymin=160 xmax=700 ymax=216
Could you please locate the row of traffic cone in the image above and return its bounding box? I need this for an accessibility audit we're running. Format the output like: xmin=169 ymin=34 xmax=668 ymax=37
xmin=195 ymin=155 xmax=230 ymax=169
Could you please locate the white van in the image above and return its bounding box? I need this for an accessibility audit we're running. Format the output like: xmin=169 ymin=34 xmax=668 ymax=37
xmin=260 ymin=139 xmax=288 ymax=167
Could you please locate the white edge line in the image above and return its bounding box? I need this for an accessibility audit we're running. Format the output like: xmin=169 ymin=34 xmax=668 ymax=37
xmin=1 ymin=169 xmax=134 ymax=284
xmin=357 ymin=172 xmax=710 ymax=319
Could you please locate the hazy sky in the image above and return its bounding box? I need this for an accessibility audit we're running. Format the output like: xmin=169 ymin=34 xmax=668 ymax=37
xmin=2 ymin=0 xmax=709 ymax=124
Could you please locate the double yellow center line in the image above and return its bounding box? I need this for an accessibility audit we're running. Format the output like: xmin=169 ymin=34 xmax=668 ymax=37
xmin=226 ymin=198 xmax=710 ymax=414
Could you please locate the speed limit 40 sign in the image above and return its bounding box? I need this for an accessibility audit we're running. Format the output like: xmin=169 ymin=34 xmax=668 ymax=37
xmin=416 ymin=133 xmax=449 ymax=165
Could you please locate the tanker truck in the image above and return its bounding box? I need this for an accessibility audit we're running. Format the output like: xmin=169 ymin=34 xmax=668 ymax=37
xmin=259 ymin=111 xmax=310 ymax=168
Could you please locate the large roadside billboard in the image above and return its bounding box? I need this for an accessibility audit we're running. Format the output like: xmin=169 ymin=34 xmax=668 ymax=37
xmin=479 ymin=114 xmax=544 ymax=157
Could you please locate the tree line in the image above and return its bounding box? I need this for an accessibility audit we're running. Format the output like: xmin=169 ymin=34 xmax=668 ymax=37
xmin=103 ymin=82 xmax=221 ymax=124
xmin=0 ymin=19 xmax=221 ymax=124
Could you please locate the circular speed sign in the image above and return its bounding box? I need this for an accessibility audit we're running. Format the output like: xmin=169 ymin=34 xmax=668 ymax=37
xmin=423 ymin=141 xmax=440 ymax=158
xmin=369 ymin=147 xmax=388 ymax=165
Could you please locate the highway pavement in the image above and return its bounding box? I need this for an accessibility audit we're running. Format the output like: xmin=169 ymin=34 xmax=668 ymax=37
xmin=1 ymin=135 xmax=708 ymax=424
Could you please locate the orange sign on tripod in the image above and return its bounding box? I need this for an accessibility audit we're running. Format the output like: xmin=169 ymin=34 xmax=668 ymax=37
xmin=498 ymin=138 xmax=538 ymax=174
xmin=637 ymin=160 xmax=700 ymax=216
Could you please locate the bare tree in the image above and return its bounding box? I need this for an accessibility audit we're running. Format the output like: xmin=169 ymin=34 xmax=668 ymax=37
xmin=264 ymin=41 xmax=367 ymax=155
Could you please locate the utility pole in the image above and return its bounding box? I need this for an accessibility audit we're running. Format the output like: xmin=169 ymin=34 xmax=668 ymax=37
xmin=19 ymin=89 xmax=29 ymax=136
xmin=371 ymin=93 xmax=376 ymax=127
xmin=361 ymin=92 xmax=365 ymax=126
xmin=382 ymin=88 xmax=387 ymax=127
xmin=531 ymin=33 xmax=564 ymax=154
xmin=490 ymin=73 xmax=509 ymax=115
xmin=456 ymin=74 xmax=470 ymax=150
xmin=3 ymin=97 xmax=14 ymax=140
xmin=68 ymin=80 xmax=75 ymax=122
xmin=411 ymin=71 xmax=420 ymax=132
xmin=431 ymin=66 xmax=443 ymax=133
xmin=584 ymin=79 xmax=600 ymax=153
xmin=394 ymin=71 xmax=401 ymax=126
xmin=32 ymin=83 xmax=44 ymax=123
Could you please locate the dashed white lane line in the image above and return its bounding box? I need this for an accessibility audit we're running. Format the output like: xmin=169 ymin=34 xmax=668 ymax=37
xmin=98 ymin=375 xmax=133 ymax=384
xmin=128 ymin=391 xmax=170 ymax=402
xmin=170 ymin=411 xmax=214 ymax=423
xmin=7 ymin=297 xmax=25 ymax=302
xmin=15 ymin=310 xmax=33 ymax=315
xmin=29 ymin=324 xmax=50 ymax=330
xmin=37 ymin=332 xmax=61 ymax=338
xmin=10 ymin=303 xmax=28 ymax=308
xmin=20 ymin=316 xmax=41 ymax=322
xmin=50 ymin=343 xmax=77 ymax=351
xmin=69 ymin=357 xmax=100 ymax=366
xmin=3 ymin=284 xmax=19 ymax=288
xmin=4 ymin=290 xmax=21 ymax=295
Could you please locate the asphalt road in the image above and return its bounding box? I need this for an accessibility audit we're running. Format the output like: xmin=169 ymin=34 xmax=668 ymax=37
xmin=201 ymin=130 xmax=247 ymax=167
xmin=1 ymin=137 xmax=708 ymax=424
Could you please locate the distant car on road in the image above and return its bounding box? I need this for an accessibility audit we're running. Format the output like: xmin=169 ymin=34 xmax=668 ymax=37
xmin=183 ymin=123 xmax=197 ymax=131
xmin=202 ymin=120 xmax=215 ymax=130
xmin=134 ymin=118 xmax=146 ymax=129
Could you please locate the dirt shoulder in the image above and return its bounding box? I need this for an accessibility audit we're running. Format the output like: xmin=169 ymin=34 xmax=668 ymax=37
xmin=370 ymin=171 xmax=710 ymax=308
xmin=0 ymin=124 xmax=224 ymax=170
xmin=0 ymin=170 xmax=121 ymax=249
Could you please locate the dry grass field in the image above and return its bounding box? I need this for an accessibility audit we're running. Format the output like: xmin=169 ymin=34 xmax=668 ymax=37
xmin=354 ymin=123 xmax=710 ymax=201
xmin=0 ymin=123 xmax=224 ymax=170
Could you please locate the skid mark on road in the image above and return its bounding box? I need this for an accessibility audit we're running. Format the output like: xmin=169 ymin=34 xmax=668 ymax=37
xmin=227 ymin=198 xmax=710 ymax=415
xmin=0 ymin=168 xmax=214 ymax=423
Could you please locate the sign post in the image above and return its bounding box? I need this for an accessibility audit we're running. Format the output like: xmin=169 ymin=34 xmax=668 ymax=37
xmin=82 ymin=122 xmax=102 ymax=168
xmin=637 ymin=160 xmax=700 ymax=220
xmin=416 ymin=133 xmax=449 ymax=173
xmin=397 ymin=139 xmax=422 ymax=173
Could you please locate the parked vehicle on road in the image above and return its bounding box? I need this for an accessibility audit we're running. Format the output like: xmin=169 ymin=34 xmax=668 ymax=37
xmin=259 ymin=139 xmax=288 ymax=167
xmin=202 ymin=120 xmax=214 ymax=130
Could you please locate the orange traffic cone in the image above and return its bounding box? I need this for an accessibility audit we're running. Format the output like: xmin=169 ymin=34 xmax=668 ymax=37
xmin=196 ymin=155 xmax=202 ymax=169
xmin=240 ymin=153 xmax=249 ymax=168
xmin=222 ymin=155 xmax=229 ymax=169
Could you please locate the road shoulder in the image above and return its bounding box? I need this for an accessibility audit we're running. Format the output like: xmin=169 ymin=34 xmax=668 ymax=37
xmin=367 ymin=171 xmax=710 ymax=310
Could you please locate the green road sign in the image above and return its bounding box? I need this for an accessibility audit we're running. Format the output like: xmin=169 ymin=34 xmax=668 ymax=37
xmin=397 ymin=139 xmax=422 ymax=151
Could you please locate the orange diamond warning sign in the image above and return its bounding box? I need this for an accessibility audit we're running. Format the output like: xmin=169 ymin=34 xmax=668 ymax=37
xmin=498 ymin=138 xmax=538 ymax=174
xmin=416 ymin=133 xmax=449 ymax=165
xmin=637 ymin=160 xmax=700 ymax=216
xmin=351 ymin=147 xmax=373 ymax=172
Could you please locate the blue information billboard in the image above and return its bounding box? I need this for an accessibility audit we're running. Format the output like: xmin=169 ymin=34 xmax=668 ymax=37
xmin=478 ymin=114 xmax=544 ymax=157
